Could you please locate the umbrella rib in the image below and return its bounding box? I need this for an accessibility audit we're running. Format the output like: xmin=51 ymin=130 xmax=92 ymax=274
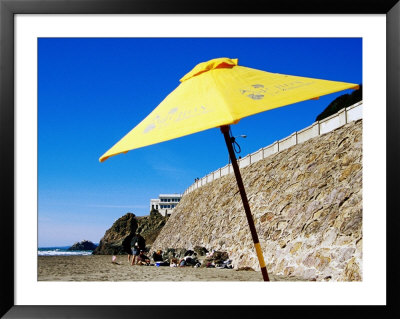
xmin=210 ymin=70 xmax=238 ymax=125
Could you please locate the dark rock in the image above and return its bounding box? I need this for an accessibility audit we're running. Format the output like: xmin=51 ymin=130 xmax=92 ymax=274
xmin=236 ymin=267 xmax=255 ymax=271
xmin=159 ymin=248 xmax=194 ymax=263
xmin=212 ymin=251 xmax=229 ymax=263
xmin=93 ymin=213 xmax=138 ymax=255
xmin=136 ymin=210 xmax=168 ymax=246
xmin=200 ymin=250 xmax=230 ymax=268
xmin=162 ymin=249 xmax=175 ymax=262
xmin=184 ymin=250 xmax=195 ymax=256
xmin=193 ymin=246 xmax=208 ymax=256
xmin=93 ymin=211 xmax=169 ymax=255
xmin=68 ymin=240 xmax=97 ymax=251
xmin=161 ymin=248 xmax=180 ymax=262
xmin=175 ymin=248 xmax=187 ymax=258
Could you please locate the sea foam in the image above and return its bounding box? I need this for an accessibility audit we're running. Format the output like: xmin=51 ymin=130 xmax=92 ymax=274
xmin=38 ymin=248 xmax=93 ymax=256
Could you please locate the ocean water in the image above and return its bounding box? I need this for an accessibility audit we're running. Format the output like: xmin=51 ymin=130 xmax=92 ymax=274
xmin=38 ymin=246 xmax=94 ymax=256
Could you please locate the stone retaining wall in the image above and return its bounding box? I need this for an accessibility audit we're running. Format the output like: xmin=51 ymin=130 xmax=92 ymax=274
xmin=152 ymin=119 xmax=363 ymax=281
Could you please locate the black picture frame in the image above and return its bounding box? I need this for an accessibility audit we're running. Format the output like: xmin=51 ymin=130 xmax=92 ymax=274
xmin=1 ymin=0 xmax=398 ymax=318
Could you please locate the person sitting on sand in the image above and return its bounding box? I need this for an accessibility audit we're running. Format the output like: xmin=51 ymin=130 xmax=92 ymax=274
xmin=170 ymin=258 xmax=178 ymax=267
xmin=137 ymin=250 xmax=151 ymax=265
xmin=152 ymin=250 xmax=163 ymax=262
xmin=178 ymin=258 xmax=186 ymax=267
xmin=178 ymin=255 xmax=197 ymax=267
xmin=152 ymin=250 xmax=170 ymax=266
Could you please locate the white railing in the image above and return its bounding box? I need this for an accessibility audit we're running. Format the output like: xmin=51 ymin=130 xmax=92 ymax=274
xmin=183 ymin=101 xmax=363 ymax=196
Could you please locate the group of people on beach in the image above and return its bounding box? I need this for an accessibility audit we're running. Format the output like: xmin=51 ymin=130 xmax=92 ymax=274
xmin=114 ymin=232 xmax=233 ymax=269
xmin=115 ymin=232 xmax=200 ymax=267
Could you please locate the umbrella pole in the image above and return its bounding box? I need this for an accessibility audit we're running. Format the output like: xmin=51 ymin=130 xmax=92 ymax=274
xmin=220 ymin=125 xmax=270 ymax=282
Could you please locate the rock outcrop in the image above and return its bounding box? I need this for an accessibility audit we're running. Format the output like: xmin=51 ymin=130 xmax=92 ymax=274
xmin=136 ymin=209 xmax=169 ymax=246
xmin=68 ymin=240 xmax=97 ymax=251
xmin=151 ymin=120 xmax=363 ymax=281
xmin=93 ymin=210 xmax=168 ymax=255
xmin=93 ymin=212 xmax=138 ymax=255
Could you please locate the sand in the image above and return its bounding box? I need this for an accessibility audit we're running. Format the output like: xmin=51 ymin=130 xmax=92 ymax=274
xmin=38 ymin=255 xmax=302 ymax=281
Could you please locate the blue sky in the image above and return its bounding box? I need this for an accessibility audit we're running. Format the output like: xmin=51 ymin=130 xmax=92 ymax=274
xmin=38 ymin=38 xmax=362 ymax=247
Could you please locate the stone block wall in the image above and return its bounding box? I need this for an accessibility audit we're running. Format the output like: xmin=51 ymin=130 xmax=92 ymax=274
xmin=152 ymin=120 xmax=363 ymax=281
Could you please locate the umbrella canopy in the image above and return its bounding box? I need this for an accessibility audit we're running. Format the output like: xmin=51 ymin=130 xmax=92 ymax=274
xmin=100 ymin=57 xmax=359 ymax=281
xmin=99 ymin=57 xmax=358 ymax=162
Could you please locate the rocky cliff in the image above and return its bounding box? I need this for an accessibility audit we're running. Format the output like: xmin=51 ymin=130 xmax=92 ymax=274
xmin=93 ymin=212 xmax=138 ymax=255
xmin=151 ymin=120 xmax=363 ymax=281
xmin=136 ymin=209 xmax=169 ymax=246
xmin=93 ymin=211 xmax=168 ymax=255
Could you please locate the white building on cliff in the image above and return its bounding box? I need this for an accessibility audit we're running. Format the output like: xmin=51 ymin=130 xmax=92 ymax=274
xmin=150 ymin=193 xmax=182 ymax=217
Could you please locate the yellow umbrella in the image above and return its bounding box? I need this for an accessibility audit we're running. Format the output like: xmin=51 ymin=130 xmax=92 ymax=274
xmin=100 ymin=57 xmax=359 ymax=281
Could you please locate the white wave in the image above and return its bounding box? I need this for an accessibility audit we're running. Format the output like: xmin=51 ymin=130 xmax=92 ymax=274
xmin=38 ymin=250 xmax=93 ymax=256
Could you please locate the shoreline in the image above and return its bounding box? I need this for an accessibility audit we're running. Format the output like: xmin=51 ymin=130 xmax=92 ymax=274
xmin=38 ymin=255 xmax=304 ymax=282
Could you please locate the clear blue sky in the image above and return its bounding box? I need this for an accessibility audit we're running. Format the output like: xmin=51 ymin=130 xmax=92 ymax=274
xmin=38 ymin=38 xmax=362 ymax=247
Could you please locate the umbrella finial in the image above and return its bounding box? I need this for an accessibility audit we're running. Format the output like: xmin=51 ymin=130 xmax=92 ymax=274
xmin=180 ymin=57 xmax=238 ymax=82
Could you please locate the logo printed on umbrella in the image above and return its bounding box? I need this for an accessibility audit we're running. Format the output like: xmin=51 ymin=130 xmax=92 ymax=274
xmin=240 ymin=84 xmax=266 ymax=100
xmin=241 ymin=81 xmax=316 ymax=100
xmin=274 ymin=80 xmax=314 ymax=92
xmin=143 ymin=105 xmax=211 ymax=134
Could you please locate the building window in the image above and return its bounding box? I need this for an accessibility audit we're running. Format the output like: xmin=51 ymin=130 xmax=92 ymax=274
xmin=156 ymin=205 xmax=158 ymax=209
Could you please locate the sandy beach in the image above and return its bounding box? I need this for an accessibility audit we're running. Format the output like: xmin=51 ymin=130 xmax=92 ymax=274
xmin=38 ymin=255 xmax=303 ymax=281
